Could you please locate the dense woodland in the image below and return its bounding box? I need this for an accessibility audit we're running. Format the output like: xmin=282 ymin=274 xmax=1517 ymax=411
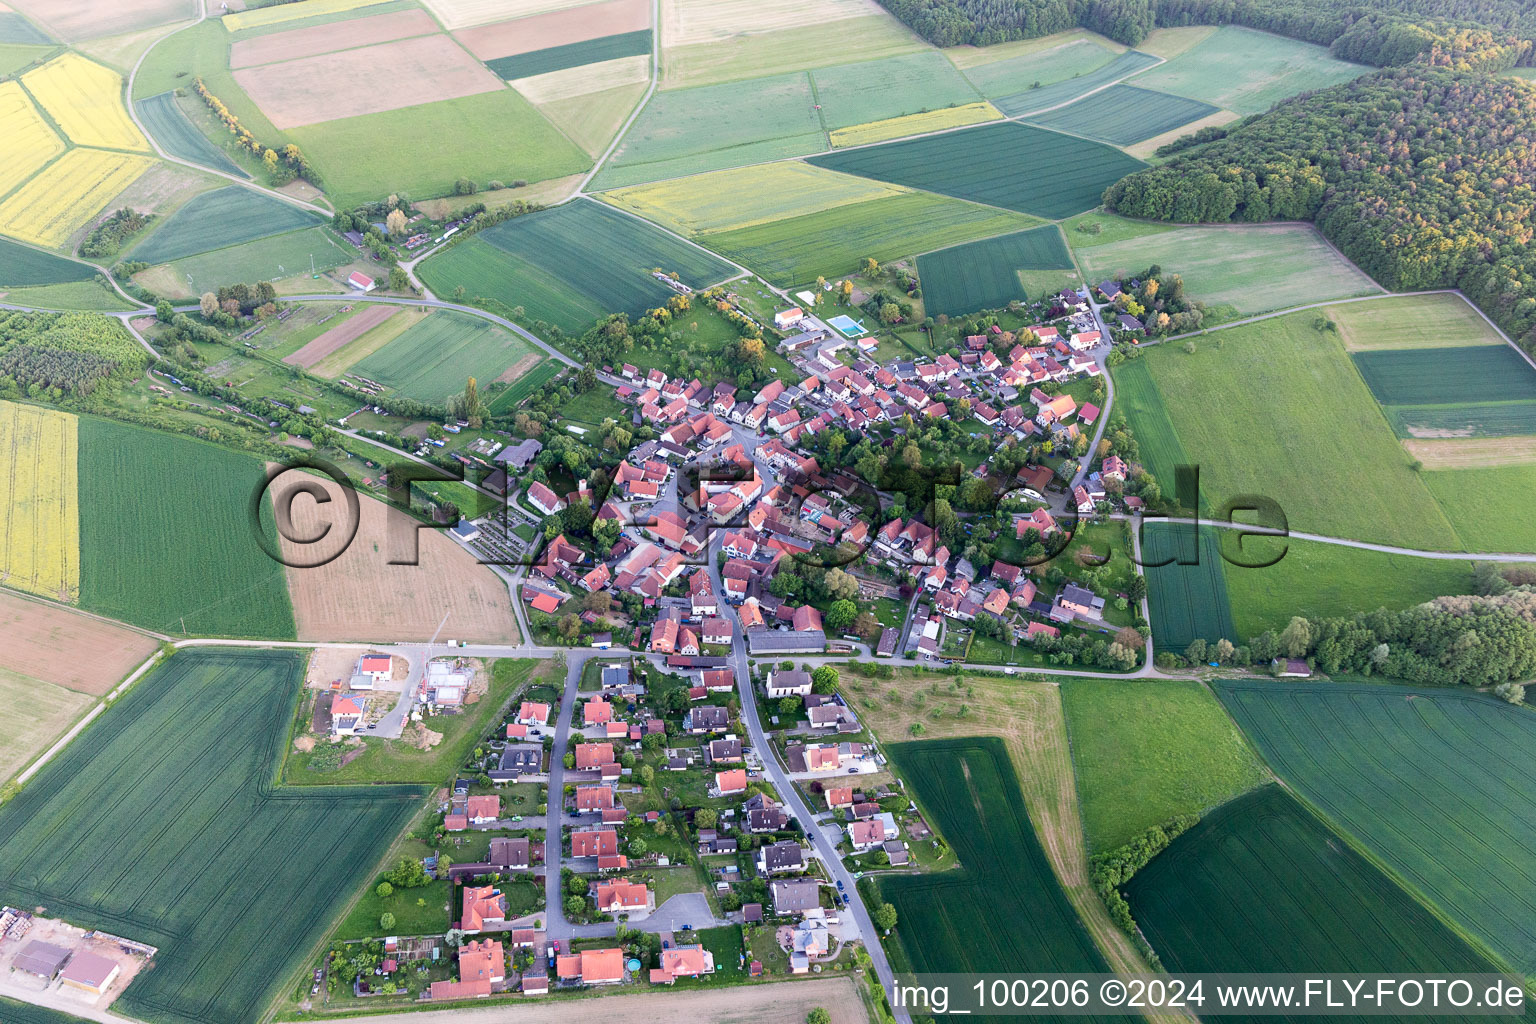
xmin=0 ymin=312 xmax=147 ymax=400
xmin=1104 ymin=67 xmax=1536 ymax=354
xmin=877 ymin=0 xmax=1535 ymax=66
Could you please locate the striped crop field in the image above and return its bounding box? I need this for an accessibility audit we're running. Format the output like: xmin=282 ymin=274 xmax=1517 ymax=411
xmin=1025 ymin=83 xmax=1219 ymax=146
xmin=990 ymin=49 xmax=1161 ymax=118
xmin=1140 ymin=522 xmax=1236 ymax=651
xmin=916 ymin=224 xmax=1073 ymax=316
xmin=130 ymin=186 xmax=320 ymax=264
xmin=829 ymin=101 xmax=1003 ymax=148
xmin=0 ymin=148 xmax=155 ymax=247
xmin=487 ymin=29 xmax=651 ymax=79
xmin=0 ymin=401 xmax=79 ymax=602
xmin=0 ymin=80 xmax=64 ymax=198
xmin=1125 ymin=785 xmax=1499 ymax=985
xmin=22 ymin=53 xmax=148 ymax=151
xmin=353 ymin=309 xmax=541 ymax=403
xmin=1215 ymin=681 xmax=1536 ymax=974
xmin=135 ymin=92 xmax=247 ymax=177
xmin=1351 ymin=346 xmax=1536 ymax=407
xmin=0 ymin=648 xmax=424 ymax=1024
xmin=0 ymin=237 xmax=98 ymax=288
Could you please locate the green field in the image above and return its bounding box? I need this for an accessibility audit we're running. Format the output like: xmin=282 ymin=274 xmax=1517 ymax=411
xmin=661 ymin=14 xmax=924 ymax=89
xmin=876 ymin=738 xmax=1118 ymax=1003
xmin=1060 ymin=678 xmax=1268 ymax=851
xmin=1352 ymin=346 xmax=1536 ymax=407
xmin=1141 ymin=523 xmax=1237 ymax=650
xmin=1327 ymin=292 xmax=1504 ymax=350
xmin=1387 ymin=400 xmax=1536 ymax=438
xmin=960 ymin=39 xmax=1118 ymax=100
xmin=0 ymin=236 xmax=98 ymax=287
xmin=489 ymin=360 xmax=562 ymax=413
xmin=422 ymin=199 xmax=736 ymax=334
xmin=1122 ymin=312 xmax=1460 ymax=550
xmin=593 ymin=71 xmax=826 ymax=189
xmin=136 ymin=92 xmax=248 ymax=178
xmin=77 ymin=417 xmax=296 ymax=638
xmin=156 ymin=227 xmax=352 ymax=295
xmin=0 ymin=11 xmax=51 ymax=44
xmin=1026 ymin=84 xmax=1218 ymax=146
xmin=131 ymin=186 xmax=319 ymax=265
xmin=488 ymin=29 xmax=651 ymax=79
xmin=2 ymin=998 xmax=99 ymax=1024
xmin=1129 ymin=25 xmax=1367 ymax=115
xmin=808 ymin=122 xmax=1146 ymax=220
xmin=0 ymin=278 xmax=134 ymax=311
xmin=0 ymin=41 xmax=51 ymax=76
xmin=916 ymin=225 xmax=1073 ymax=316
xmin=1216 ymin=682 xmax=1536 ymax=973
xmin=0 ymin=649 xmax=423 ymax=1024
xmin=698 ymin=191 xmax=1036 ymax=287
xmin=1221 ymin=535 xmax=1475 ymax=638
xmin=811 ymin=51 xmax=982 ymax=130
xmin=990 ymin=50 xmax=1160 ymax=117
xmin=353 ymin=310 xmax=541 ymax=404
xmin=288 ymin=90 xmax=590 ymax=207
xmin=134 ymin=20 xmax=286 ymax=142
xmin=1103 ymin=358 xmax=1187 ymax=486
xmin=1420 ymin=464 xmax=1536 ymax=553
xmin=1074 ymin=224 xmax=1379 ymax=316
xmin=1125 ymin=785 xmax=1498 ymax=987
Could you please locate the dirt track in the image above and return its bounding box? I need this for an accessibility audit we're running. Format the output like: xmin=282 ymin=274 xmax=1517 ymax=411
xmin=0 ymin=589 xmax=157 ymax=695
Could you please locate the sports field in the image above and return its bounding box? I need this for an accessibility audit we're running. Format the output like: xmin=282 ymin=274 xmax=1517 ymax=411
xmin=150 ymin=227 xmax=352 ymax=297
xmin=1125 ymin=312 xmax=1460 ymax=550
xmin=488 ymin=29 xmax=650 ymax=78
xmin=808 ymin=122 xmax=1146 ymax=220
xmin=1129 ymin=25 xmax=1366 ymax=115
xmin=0 ymin=402 xmax=78 ymax=602
xmin=131 ymin=186 xmax=319 ymax=264
xmin=1140 ymin=523 xmax=1237 ymax=650
xmin=0 ymin=648 xmax=423 ymax=1024
xmin=0 ymin=80 xmax=64 ymax=198
xmin=989 ymin=50 xmax=1160 ymax=118
xmin=22 ymin=53 xmax=148 ymax=151
xmin=916 ymin=225 xmax=1073 ymax=316
xmin=1329 ymin=292 xmax=1503 ymax=351
xmin=0 ymin=237 xmax=97 ymax=288
xmin=0 ymin=148 xmax=155 ymax=248
xmin=353 ymin=309 xmax=541 ymax=403
xmin=77 ymin=417 xmax=296 ymax=639
xmin=135 ymin=92 xmax=246 ymax=177
xmin=287 ymin=89 xmax=589 ymax=208
xmin=1352 ymin=346 xmax=1536 ymax=407
xmin=1075 ymin=224 xmax=1379 ymax=316
xmin=592 ymin=72 xmax=826 ymax=188
xmin=1420 ymin=464 xmax=1536 ymax=553
xmin=876 ymin=738 xmax=1117 ymax=987
xmin=828 ymin=101 xmax=1002 ymax=147
xmin=1217 ymin=682 xmax=1536 ymax=973
xmin=1125 ymin=785 xmax=1498 ymax=983
xmin=698 ymin=191 xmax=1036 ymax=287
xmin=960 ymin=38 xmax=1118 ymax=99
xmin=1060 ymin=678 xmax=1267 ymax=852
xmin=1221 ymin=534 xmax=1474 ymax=638
xmin=811 ymin=51 xmax=980 ymax=130
xmin=1026 ymin=84 xmax=1218 ymax=146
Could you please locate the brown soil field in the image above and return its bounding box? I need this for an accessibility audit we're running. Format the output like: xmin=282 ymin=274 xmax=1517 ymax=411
xmin=307 ymin=977 xmax=869 ymax=1024
xmin=497 ymin=352 xmax=541 ymax=384
xmin=312 ymin=307 xmax=425 ymax=377
xmin=8 ymin=0 xmax=191 ymax=42
xmin=279 ymin=469 xmax=520 ymax=643
xmin=284 ymin=304 xmax=397 ymax=367
xmin=457 ymin=0 xmax=649 ymax=60
xmin=234 ymin=34 xmax=503 ymax=129
xmin=0 ymin=589 xmax=158 ymax=694
xmin=661 ymin=0 xmax=883 ymax=47
xmin=1403 ymin=436 xmax=1536 ymax=469
xmin=231 ymin=8 xmax=438 ymax=68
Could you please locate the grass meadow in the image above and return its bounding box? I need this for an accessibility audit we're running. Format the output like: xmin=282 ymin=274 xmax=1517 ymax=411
xmin=1025 ymin=84 xmax=1218 ymax=146
xmin=810 ymin=51 xmax=982 ymax=130
xmin=1125 ymin=785 xmax=1499 ymax=981
xmin=0 ymin=648 xmax=424 ymax=1024
xmin=1140 ymin=523 xmax=1237 ymax=650
xmin=960 ymin=38 xmax=1118 ymax=99
xmin=130 ymin=186 xmax=319 ymax=265
xmin=1420 ymin=463 xmax=1536 ymax=552
xmin=916 ymin=225 xmax=1073 ymax=316
xmin=660 ymin=14 xmax=924 ymax=89
xmin=989 ymin=50 xmax=1160 ymax=117
xmin=1128 ymin=25 xmax=1367 ymax=115
xmin=1216 ymin=682 xmax=1536 ymax=973
xmin=1327 ymin=292 xmax=1503 ymax=350
xmin=77 ymin=417 xmax=296 ymax=638
xmin=808 ymin=122 xmax=1146 ymax=220
xmin=1104 ymin=358 xmax=1189 ymax=487
xmin=535 ymin=81 xmax=647 ymax=157
xmin=353 ymin=310 xmax=540 ymax=403
xmin=1060 ymin=678 xmax=1268 ymax=851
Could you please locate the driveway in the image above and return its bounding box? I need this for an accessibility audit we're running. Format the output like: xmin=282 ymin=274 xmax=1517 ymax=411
xmin=633 ymin=893 xmax=728 ymax=934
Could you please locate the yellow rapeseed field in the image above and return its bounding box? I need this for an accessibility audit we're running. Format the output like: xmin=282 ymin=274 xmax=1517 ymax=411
xmin=0 ymin=147 xmax=155 ymax=246
xmin=0 ymin=401 xmax=81 ymax=603
xmin=224 ymin=0 xmax=396 ymax=31
xmin=829 ymin=101 xmax=1004 ymax=148
xmin=0 ymin=80 xmax=65 ymax=199
xmin=21 ymin=53 xmax=149 ymax=152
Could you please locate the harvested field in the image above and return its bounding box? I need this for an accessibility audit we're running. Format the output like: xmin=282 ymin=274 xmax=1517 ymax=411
xmin=234 ymin=34 xmax=502 ymax=129
xmin=6 ymin=0 xmax=189 ymax=42
xmin=280 ymin=472 xmax=520 ymax=643
xmin=0 ymin=148 xmax=155 ymax=248
xmin=0 ymin=80 xmax=64 ymax=199
xmin=130 ymin=185 xmax=319 ymax=264
xmin=811 ymin=50 xmax=981 ymax=131
xmin=488 ymin=29 xmax=649 ymax=79
xmin=1402 ymin=436 xmax=1536 ymax=469
xmin=0 ymin=588 xmax=157 ymax=694
xmin=916 ymin=224 xmax=1073 ymax=316
xmin=1352 ymin=345 xmax=1536 ymax=407
xmin=457 ymin=0 xmax=648 ymax=60
xmin=829 ymin=101 xmax=1002 ymax=147
xmin=230 ymin=8 xmax=436 ymax=67
xmin=0 ymin=668 xmax=94 ymax=783
xmin=1329 ymin=292 xmax=1502 ymax=351
xmin=135 ymin=91 xmax=246 ymax=177
xmin=0 ymin=402 xmax=77 ymax=602
xmin=223 ymin=0 xmax=395 ymax=31
xmin=1025 ymin=83 xmax=1219 ymax=146
xmin=284 ymin=303 xmax=396 ymax=367
xmin=660 ymin=0 xmax=884 ymax=48
xmin=536 ymin=81 xmax=647 ymax=156
xmin=511 ymin=52 xmax=649 ymax=102
xmin=22 ymin=53 xmax=147 ymax=150
xmin=422 ymin=0 xmax=589 ymax=31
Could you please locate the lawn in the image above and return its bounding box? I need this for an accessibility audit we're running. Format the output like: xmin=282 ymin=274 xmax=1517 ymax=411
xmin=130 ymin=185 xmax=320 ymax=264
xmin=285 ymin=658 xmax=558 ymax=784
xmin=287 ymin=89 xmax=590 ymax=207
xmin=559 ymin=387 xmax=628 ymax=427
xmin=1221 ymin=534 xmax=1475 ymax=638
xmin=0 ymin=649 xmax=424 ymax=1024
xmin=592 ymin=71 xmax=826 ymax=189
xmin=697 ymin=191 xmax=1036 ymax=288
xmin=1420 ymin=463 xmax=1536 ymax=553
xmin=134 ymin=92 xmax=247 ymax=177
xmin=0 ymin=235 xmax=100 ymax=287
xmin=77 ymin=417 xmax=296 ymax=639
xmin=810 ymin=51 xmax=982 ymax=131
xmin=1074 ymin=224 xmax=1379 ymax=316
xmin=148 ymin=227 xmax=353 ymax=298
xmin=1025 ymin=84 xmax=1218 ymax=146
xmin=1125 ymin=311 xmax=1460 ymax=550
xmin=916 ymin=224 xmax=1073 ymax=316
xmin=333 ymin=878 xmax=450 ymax=940
xmin=1059 ymin=678 xmax=1268 ymax=852
xmin=1327 ymin=292 xmax=1504 ymax=351
xmin=352 ymin=309 xmax=540 ymax=404
xmin=1351 ymin=345 xmax=1536 ymax=407
xmin=808 ymin=121 xmax=1147 ymax=221
xmin=1124 ymin=785 xmax=1499 ymax=980
xmin=1128 ymin=25 xmax=1367 ymax=115
xmin=989 ymin=49 xmax=1161 ymax=117
xmin=1140 ymin=523 xmax=1237 ymax=651
xmin=1216 ymin=680 xmax=1536 ymax=972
